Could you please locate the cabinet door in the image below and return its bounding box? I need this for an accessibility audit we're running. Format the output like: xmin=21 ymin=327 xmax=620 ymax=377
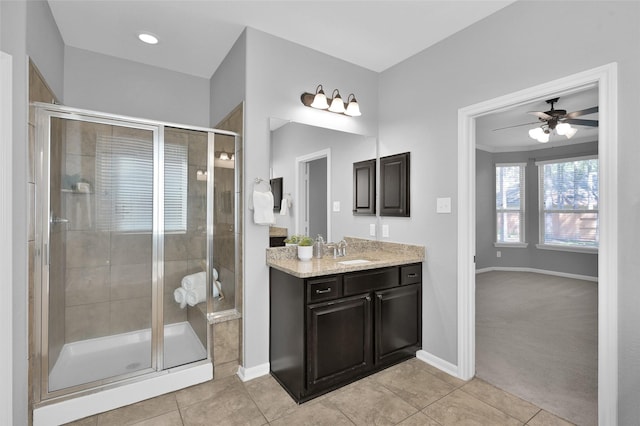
xmin=353 ymin=159 xmax=376 ymax=215
xmin=380 ymin=152 xmax=410 ymax=217
xmin=374 ymin=283 xmax=421 ymax=365
xmin=306 ymin=294 xmax=372 ymax=391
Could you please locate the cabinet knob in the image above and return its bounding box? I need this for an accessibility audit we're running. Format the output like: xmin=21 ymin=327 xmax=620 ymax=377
xmin=365 ymin=296 xmax=371 ymax=301
xmin=377 ymin=294 xmax=383 ymax=300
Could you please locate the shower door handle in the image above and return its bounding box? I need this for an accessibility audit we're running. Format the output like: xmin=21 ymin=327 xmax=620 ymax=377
xmin=50 ymin=214 xmax=69 ymax=225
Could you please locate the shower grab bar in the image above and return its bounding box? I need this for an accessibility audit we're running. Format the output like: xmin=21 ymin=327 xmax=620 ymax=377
xmin=50 ymin=214 xmax=69 ymax=225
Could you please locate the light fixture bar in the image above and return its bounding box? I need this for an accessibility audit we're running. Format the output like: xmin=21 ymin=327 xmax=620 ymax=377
xmin=300 ymin=84 xmax=361 ymax=117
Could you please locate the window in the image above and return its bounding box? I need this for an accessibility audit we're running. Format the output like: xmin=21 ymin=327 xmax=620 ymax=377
xmin=96 ymin=135 xmax=188 ymax=233
xmin=495 ymin=163 xmax=525 ymax=244
xmin=537 ymin=155 xmax=598 ymax=250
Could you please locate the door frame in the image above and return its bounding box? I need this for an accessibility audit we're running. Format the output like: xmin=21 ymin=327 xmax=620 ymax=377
xmin=294 ymin=148 xmax=331 ymax=241
xmin=457 ymin=63 xmax=618 ymax=425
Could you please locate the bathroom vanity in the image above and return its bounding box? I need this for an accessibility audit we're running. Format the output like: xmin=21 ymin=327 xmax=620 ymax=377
xmin=267 ymin=238 xmax=424 ymax=403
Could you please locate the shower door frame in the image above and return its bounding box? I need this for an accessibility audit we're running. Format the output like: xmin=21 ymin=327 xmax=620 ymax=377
xmin=33 ymin=103 xmax=240 ymax=405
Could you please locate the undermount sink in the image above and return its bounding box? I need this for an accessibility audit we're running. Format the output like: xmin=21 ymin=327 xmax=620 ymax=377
xmin=337 ymin=259 xmax=371 ymax=265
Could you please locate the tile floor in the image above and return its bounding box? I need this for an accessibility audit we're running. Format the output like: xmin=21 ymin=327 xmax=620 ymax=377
xmin=65 ymin=358 xmax=576 ymax=425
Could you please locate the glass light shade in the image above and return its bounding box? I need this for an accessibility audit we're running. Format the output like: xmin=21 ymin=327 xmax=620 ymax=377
xmin=328 ymin=95 xmax=345 ymax=113
xmin=138 ymin=32 xmax=159 ymax=45
xmin=529 ymin=127 xmax=544 ymax=139
xmin=556 ymin=122 xmax=571 ymax=135
xmin=537 ymin=132 xmax=550 ymax=143
xmin=310 ymin=91 xmax=329 ymax=109
xmin=345 ymin=95 xmax=361 ymax=117
xmin=565 ymin=127 xmax=578 ymax=139
xmin=219 ymin=152 xmax=230 ymax=160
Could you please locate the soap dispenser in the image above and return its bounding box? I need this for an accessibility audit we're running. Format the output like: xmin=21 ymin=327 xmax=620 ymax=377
xmin=313 ymin=235 xmax=325 ymax=259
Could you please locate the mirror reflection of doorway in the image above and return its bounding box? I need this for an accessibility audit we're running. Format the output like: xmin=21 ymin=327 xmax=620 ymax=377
xmin=304 ymin=157 xmax=327 ymax=239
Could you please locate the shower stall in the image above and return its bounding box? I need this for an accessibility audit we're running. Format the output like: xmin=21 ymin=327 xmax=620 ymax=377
xmin=32 ymin=103 xmax=241 ymax=424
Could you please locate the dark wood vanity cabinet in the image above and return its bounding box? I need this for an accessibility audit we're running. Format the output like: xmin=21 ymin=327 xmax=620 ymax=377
xmin=269 ymin=263 xmax=422 ymax=402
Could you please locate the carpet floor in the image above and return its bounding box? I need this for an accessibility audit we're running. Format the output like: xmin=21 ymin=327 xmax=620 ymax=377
xmin=475 ymin=270 xmax=598 ymax=426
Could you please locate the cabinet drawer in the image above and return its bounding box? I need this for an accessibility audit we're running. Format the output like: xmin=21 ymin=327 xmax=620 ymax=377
xmin=307 ymin=276 xmax=343 ymax=303
xmin=400 ymin=264 xmax=421 ymax=285
xmin=343 ymin=267 xmax=398 ymax=296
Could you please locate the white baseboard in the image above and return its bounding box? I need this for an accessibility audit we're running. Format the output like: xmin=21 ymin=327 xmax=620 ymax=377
xmin=237 ymin=362 xmax=270 ymax=382
xmin=476 ymin=266 xmax=597 ymax=282
xmin=416 ymin=350 xmax=461 ymax=379
xmin=33 ymin=363 xmax=212 ymax=426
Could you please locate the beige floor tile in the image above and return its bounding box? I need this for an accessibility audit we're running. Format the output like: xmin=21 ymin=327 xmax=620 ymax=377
xmin=180 ymin=384 xmax=266 ymax=426
xmin=131 ymin=410 xmax=183 ymax=426
xmin=96 ymin=393 xmax=178 ymax=426
xmin=269 ymin=399 xmax=355 ymax=426
xmin=64 ymin=416 xmax=98 ymax=425
xmin=395 ymin=411 xmax=442 ymax=425
xmin=423 ymin=389 xmax=522 ymax=426
xmin=410 ymin=358 xmax=468 ymax=388
xmin=175 ymin=375 xmax=240 ymax=409
xmin=243 ymin=374 xmax=299 ymax=422
xmin=527 ymin=410 xmax=576 ymax=426
xmin=327 ymin=378 xmax=418 ymax=425
xmin=461 ymin=378 xmax=540 ymax=422
xmin=371 ymin=359 xmax=456 ymax=409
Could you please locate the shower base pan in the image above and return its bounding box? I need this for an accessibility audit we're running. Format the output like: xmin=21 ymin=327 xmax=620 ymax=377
xmin=35 ymin=321 xmax=211 ymax=426
xmin=49 ymin=321 xmax=207 ymax=392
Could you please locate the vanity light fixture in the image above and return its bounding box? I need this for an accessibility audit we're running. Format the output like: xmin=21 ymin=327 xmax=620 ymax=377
xmin=300 ymin=84 xmax=362 ymax=117
xmin=138 ymin=32 xmax=159 ymax=45
xmin=216 ymin=151 xmax=234 ymax=161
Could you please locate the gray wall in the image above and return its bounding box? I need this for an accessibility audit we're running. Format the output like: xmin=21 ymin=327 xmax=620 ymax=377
xmin=64 ymin=46 xmax=210 ymax=127
xmin=308 ymin=157 xmax=327 ymax=240
xmin=237 ymin=28 xmax=379 ymax=370
xmin=210 ymin=30 xmax=246 ymax=127
xmin=378 ymin=1 xmax=640 ymax=422
xmin=1 ymin=1 xmax=29 ymax=424
xmin=475 ymin=142 xmax=598 ymax=277
xmin=26 ymin=0 xmax=64 ymax=100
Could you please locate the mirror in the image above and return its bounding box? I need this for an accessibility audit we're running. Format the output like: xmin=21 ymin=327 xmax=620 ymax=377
xmin=270 ymin=120 xmax=377 ymax=243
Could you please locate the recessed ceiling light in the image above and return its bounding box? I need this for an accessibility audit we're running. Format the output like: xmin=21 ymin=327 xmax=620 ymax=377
xmin=138 ymin=32 xmax=159 ymax=45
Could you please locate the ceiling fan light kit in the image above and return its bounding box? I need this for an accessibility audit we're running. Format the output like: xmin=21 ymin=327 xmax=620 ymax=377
xmin=301 ymin=84 xmax=361 ymax=117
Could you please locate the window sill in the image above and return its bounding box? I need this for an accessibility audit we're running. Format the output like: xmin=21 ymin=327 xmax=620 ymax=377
xmin=536 ymin=244 xmax=598 ymax=254
xmin=494 ymin=242 xmax=529 ymax=248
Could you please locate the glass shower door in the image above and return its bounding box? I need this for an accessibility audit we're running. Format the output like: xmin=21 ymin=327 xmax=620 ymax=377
xmin=45 ymin=115 xmax=157 ymax=393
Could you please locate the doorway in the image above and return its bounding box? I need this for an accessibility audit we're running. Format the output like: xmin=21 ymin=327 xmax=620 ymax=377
xmin=457 ymin=63 xmax=618 ymax=425
xmin=295 ymin=149 xmax=331 ymax=241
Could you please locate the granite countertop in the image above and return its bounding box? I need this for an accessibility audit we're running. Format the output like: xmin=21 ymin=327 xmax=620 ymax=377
xmin=266 ymin=237 xmax=425 ymax=278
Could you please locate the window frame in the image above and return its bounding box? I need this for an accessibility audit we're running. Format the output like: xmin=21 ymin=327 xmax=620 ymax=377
xmin=494 ymin=162 xmax=527 ymax=247
xmin=536 ymin=154 xmax=599 ymax=253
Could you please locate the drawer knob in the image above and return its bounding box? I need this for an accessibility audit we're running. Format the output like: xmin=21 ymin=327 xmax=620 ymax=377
xmin=315 ymin=288 xmax=332 ymax=294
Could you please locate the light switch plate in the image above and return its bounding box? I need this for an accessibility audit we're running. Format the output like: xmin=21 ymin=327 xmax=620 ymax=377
xmin=333 ymin=201 xmax=341 ymax=212
xmin=382 ymin=224 xmax=389 ymax=238
xmin=369 ymin=224 xmax=376 ymax=236
xmin=436 ymin=197 xmax=452 ymax=213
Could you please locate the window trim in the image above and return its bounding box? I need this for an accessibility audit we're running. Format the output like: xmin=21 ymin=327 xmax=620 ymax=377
xmin=495 ymin=162 xmax=526 ymax=245
xmin=536 ymin=155 xmax=599 ymax=252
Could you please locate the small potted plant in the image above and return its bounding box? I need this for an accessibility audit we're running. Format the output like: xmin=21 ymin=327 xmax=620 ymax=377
xmin=284 ymin=234 xmax=301 ymax=246
xmin=297 ymin=236 xmax=314 ymax=261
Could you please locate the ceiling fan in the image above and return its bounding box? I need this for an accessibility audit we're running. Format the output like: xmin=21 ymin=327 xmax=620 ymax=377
xmin=494 ymin=97 xmax=599 ymax=143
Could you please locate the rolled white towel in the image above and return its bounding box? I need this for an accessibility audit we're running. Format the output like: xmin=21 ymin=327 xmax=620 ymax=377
xmin=173 ymin=287 xmax=187 ymax=309
xmin=186 ymin=285 xmax=206 ymax=307
xmin=212 ymin=280 xmax=220 ymax=298
xmin=181 ymin=271 xmax=206 ymax=291
xmin=212 ymin=268 xmax=219 ymax=281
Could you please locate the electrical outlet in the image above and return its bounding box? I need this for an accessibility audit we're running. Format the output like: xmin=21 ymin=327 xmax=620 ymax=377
xmin=333 ymin=201 xmax=341 ymax=212
xmin=369 ymin=224 xmax=376 ymax=236
xmin=436 ymin=197 xmax=452 ymax=213
xmin=496 ymin=251 xmax=502 ymax=258
xmin=382 ymin=224 xmax=389 ymax=238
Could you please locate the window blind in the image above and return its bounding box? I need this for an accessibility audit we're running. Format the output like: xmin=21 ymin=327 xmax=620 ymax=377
xmin=495 ymin=163 xmax=525 ymax=244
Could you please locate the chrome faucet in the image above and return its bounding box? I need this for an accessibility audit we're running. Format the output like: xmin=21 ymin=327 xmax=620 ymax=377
xmin=337 ymin=239 xmax=347 ymax=257
xmin=325 ymin=243 xmax=338 ymax=259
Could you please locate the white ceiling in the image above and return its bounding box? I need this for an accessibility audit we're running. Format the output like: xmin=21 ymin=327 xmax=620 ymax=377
xmin=47 ymin=0 xmax=599 ymax=151
xmin=47 ymin=0 xmax=516 ymax=78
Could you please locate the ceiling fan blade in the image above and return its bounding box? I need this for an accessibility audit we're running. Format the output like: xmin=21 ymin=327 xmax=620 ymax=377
xmin=565 ymin=106 xmax=599 ymax=119
xmin=528 ymin=111 xmax=552 ymax=120
xmin=492 ymin=121 xmax=540 ymax=131
xmin=564 ymin=118 xmax=599 ymax=127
